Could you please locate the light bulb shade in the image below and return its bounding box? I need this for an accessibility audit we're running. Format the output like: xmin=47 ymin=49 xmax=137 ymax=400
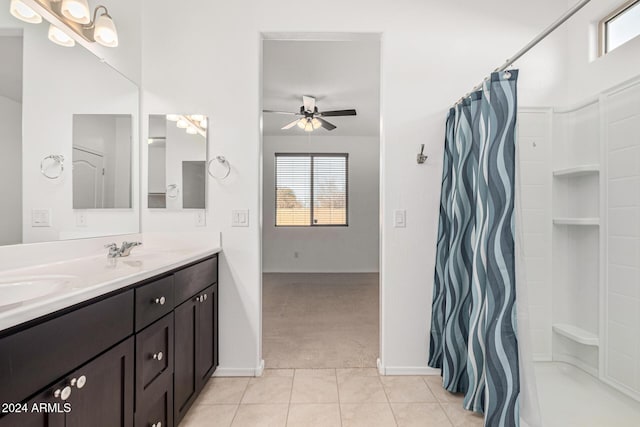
xmin=297 ymin=119 xmax=307 ymax=129
xmin=94 ymin=13 xmax=119 ymax=47
xmin=10 ymin=0 xmax=42 ymax=24
xmin=61 ymin=0 xmax=90 ymax=24
xmin=48 ymin=24 xmax=75 ymax=47
xmin=176 ymin=119 xmax=188 ymax=129
xmin=190 ymin=114 xmax=204 ymax=122
xmin=166 ymin=114 xmax=180 ymax=121
xmin=311 ymin=118 xmax=322 ymax=129
xmin=304 ymin=121 xmax=314 ymax=132
xmin=186 ymin=126 xmax=198 ymax=135
xmin=200 ymin=118 xmax=208 ymax=129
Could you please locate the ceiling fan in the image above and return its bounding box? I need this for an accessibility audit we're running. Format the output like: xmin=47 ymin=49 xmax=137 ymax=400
xmin=263 ymin=95 xmax=357 ymax=132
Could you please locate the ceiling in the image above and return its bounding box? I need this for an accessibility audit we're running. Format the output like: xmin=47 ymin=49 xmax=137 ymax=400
xmin=0 ymin=35 xmax=23 ymax=103
xmin=262 ymin=39 xmax=380 ymax=137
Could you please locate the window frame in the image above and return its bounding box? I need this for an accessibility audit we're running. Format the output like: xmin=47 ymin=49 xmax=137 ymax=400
xmin=274 ymin=152 xmax=349 ymax=228
xmin=599 ymin=0 xmax=640 ymax=56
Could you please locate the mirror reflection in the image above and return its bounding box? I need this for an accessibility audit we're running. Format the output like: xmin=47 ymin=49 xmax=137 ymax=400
xmin=0 ymin=6 xmax=139 ymax=247
xmin=72 ymin=114 xmax=133 ymax=209
xmin=147 ymin=115 xmax=208 ymax=210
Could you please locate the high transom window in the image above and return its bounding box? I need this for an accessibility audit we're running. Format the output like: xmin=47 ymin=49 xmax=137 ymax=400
xmin=275 ymin=153 xmax=348 ymax=227
xmin=600 ymin=0 xmax=640 ymax=55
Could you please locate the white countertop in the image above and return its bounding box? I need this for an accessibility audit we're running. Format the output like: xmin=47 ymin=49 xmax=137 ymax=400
xmin=0 ymin=245 xmax=221 ymax=333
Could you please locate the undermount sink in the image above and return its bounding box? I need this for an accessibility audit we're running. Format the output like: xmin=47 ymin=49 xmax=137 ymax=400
xmin=0 ymin=275 xmax=77 ymax=308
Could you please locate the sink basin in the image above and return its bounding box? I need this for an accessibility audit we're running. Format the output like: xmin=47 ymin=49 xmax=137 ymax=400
xmin=0 ymin=275 xmax=77 ymax=308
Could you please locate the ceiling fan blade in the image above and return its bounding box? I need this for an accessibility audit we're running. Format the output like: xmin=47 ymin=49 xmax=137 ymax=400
xmin=263 ymin=109 xmax=298 ymax=115
xmin=281 ymin=119 xmax=302 ymax=130
xmin=302 ymin=96 xmax=316 ymax=113
xmin=319 ymin=109 xmax=357 ymax=117
xmin=317 ymin=118 xmax=337 ymax=131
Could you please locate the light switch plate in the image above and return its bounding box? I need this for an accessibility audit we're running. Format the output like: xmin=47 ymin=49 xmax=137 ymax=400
xmin=32 ymin=209 xmax=52 ymax=227
xmin=232 ymin=209 xmax=249 ymax=227
xmin=394 ymin=210 xmax=406 ymax=228
xmin=195 ymin=210 xmax=206 ymax=227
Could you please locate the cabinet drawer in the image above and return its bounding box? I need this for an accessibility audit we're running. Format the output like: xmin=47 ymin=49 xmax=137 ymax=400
xmin=135 ymin=275 xmax=174 ymax=331
xmin=174 ymin=256 xmax=217 ymax=305
xmin=0 ymin=291 xmax=134 ymax=406
xmin=136 ymin=313 xmax=173 ymax=400
xmin=135 ymin=374 xmax=173 ymax=427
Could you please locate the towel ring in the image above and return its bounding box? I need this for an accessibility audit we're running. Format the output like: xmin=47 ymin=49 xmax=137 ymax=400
xmin=40 ymin=154 xmax=65 ymax=180
xmin=167 ymin=184 xmax=179 ymax=199
xmin=207 ymin=155 xmax=231 ymax=180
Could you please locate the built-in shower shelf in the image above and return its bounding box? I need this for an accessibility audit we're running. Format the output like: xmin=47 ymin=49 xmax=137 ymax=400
xmin=553 ymin=324 xmax=599 ymax=346
xmin=553 ymin=165 xmax=600 ymax=177
xmin=553 ymin=218 xmax=600 ymax=226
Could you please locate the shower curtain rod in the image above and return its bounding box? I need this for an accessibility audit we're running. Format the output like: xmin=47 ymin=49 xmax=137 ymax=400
xmin=454 ymin=0 xmax=592 ymax=106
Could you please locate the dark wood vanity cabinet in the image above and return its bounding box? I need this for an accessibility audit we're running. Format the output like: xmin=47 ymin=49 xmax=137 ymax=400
xmin=0 ymin=254 xmax=218 ymax=427
xmin=174 ymin=283 xmax=218 ymax=423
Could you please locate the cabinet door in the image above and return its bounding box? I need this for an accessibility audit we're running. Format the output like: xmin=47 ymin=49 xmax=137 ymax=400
xmin=196 ymin=284 xmax=217 ymax=389
xmin=65 ymin=338 xmax=134 ymax=427
xmin=173 ymin=297 xmax=198 ymax=423
xmin=0 ymin=387 xmax=64 ymax=427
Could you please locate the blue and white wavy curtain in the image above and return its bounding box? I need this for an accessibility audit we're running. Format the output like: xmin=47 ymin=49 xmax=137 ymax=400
xmin=429 ymin=70 xmax=520 ymax=427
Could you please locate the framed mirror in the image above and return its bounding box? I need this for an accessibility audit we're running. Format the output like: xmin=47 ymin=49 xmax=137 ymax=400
xmin=147 ymin=114 xmax=208 ymax=210
xmin=0 ymin=7 xmax=139 ymax=247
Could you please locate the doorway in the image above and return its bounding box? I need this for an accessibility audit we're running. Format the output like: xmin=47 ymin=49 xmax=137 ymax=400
xmin=260 ymin=34 xmax=382 ymax=369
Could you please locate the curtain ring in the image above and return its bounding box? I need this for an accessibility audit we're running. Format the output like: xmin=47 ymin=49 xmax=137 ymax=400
xmin=504 ymin=71 xmax=512 ymax=79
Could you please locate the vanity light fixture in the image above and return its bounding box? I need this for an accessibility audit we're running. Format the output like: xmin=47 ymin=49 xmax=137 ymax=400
xmin=176 ymin=118 xmax=189 ymax=129
xmin=166 ymin=114 xmax=208 ymax=138
xmin=48 ymin=23 xmax=75 ymax=47
xmin=10 ymin=0 xmax=42 ymax=23
xmin=186 ymin=126 xmax=198 ymax=135
xmin=8 ymin=0 xmax=119 ymax=48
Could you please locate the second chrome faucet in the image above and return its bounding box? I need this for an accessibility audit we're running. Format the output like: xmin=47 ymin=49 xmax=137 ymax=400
xmin=105 ymin=241 xmax=142 ymax=258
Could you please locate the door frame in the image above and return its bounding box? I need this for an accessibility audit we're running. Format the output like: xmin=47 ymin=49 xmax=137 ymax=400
xmin=257 ymin=32 xmax=385 ymax=373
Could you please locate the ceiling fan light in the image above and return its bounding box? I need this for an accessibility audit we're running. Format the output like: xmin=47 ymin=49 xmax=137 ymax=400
xmin=176 ymin=119 xmax=188 ymax=129
xmin=61 ymin=0 xmax=90 ymax=24
xmin=10 ymin=0 xmax=42 ymax=24
xmin=311 ymin=118 xmax=322 ymax=130
xmin=297 ymin=119 xmax=307 ymax=129
xmin=48 ymin=24 xmax=76 ymax=47
xmin=304 ymin=121 xmax=314 ymax=132
xmin=94 ymin=12 xmax=119 ymax=47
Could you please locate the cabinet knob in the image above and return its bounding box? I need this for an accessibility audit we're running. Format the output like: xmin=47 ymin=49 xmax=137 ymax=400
xmin=70 ymin=376 xmax=86 ymax=388
xmin=203 ymin=293 xmax=208 ymax=301
xmin=152 ymin=422 xmax=162 ymax=427
xmin=153 ymin=296 xmax=166 ymax=305
xmin=153 ymin=351 xmax=164 ymax=361
xmin=53 ymin=386 xmax=72 ymax=401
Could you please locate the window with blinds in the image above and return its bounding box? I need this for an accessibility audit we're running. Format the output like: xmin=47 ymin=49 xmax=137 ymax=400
xmin=275 ymin=153 xmax=348 ymax=227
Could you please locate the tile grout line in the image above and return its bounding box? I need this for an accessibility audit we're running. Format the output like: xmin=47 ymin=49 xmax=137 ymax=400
xmin=284 ymin=370 xmax=295 ymax=426
xmin=379 ymin=374 xmax=400 ymax=427
xmin=334 ymin=369 xmax=344 ymax=427
xmin=422 ymin=375 xmax=461 ymax=427
xmin=228 ymin=377 xmax=251 ymax=426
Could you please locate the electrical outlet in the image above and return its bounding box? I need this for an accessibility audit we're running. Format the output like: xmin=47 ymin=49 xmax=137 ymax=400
xmin=76 ymin=211 xmax=87 ymax=227
xmin=195 ymin=210 xmax=206 ymax=227
xmin=394 ymin=210 xmax=406 ymax=228
xmin=31 ymin=209 xmax=52 ymax=227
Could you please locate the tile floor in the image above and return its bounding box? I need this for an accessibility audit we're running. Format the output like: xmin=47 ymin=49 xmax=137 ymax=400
xmin=263 ymin=273 xmax=379 ymax=368
xmin=180 ymin=368 xmax=483 ymax=427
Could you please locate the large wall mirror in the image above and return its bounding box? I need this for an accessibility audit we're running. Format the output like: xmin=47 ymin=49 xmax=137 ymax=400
xmin=0 ymin=8 xmax=139 ymax=246
xmin=147 ymin=115 xmax=208 ymax=210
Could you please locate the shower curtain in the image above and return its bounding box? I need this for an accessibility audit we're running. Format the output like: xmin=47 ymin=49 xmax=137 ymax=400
xmin=429 ymin=70 xmax=523 ymax=427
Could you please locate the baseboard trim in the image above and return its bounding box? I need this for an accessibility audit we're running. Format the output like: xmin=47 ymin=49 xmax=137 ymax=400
xmin=381 ymin=365 xmax=441 ymax=376
xmin=213 ymin=360 xmax=265 ymax=377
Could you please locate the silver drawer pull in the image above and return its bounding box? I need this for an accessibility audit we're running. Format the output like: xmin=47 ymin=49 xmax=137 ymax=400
xmin=152 ymin=422 xmax=162 ymax=427
xmin=70 ymin=375 xmax=87 ymax=389
xmin=53 ymin=386 xmax=72 ymax=401
xmin=152 ymin=351 xmax=164 ymax=361
xmin=203 ymin=293 xmax=208 ymax=301
xmin=153 ymin=296 xmax=166 ymax=305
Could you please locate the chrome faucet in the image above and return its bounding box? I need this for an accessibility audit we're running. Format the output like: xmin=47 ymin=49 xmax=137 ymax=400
xmin=105 ymin=241 xmax=142 ymax=258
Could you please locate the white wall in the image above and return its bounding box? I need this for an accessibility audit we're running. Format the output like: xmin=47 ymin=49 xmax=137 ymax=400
xmin=262 ymin=136 xmax=379 ymax=273
xmin=141 ymin=0 xmax=569 ymax=373
xmin=0 ymin=96 xmax=22 ymax=246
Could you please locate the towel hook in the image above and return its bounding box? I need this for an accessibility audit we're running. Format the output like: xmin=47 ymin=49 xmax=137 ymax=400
xmin=417 ymin=144 xmax=428 ymax=164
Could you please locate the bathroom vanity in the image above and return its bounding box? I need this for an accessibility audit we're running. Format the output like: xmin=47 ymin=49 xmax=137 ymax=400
xmin=0 ymin=252 xmax=219 ymax=427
